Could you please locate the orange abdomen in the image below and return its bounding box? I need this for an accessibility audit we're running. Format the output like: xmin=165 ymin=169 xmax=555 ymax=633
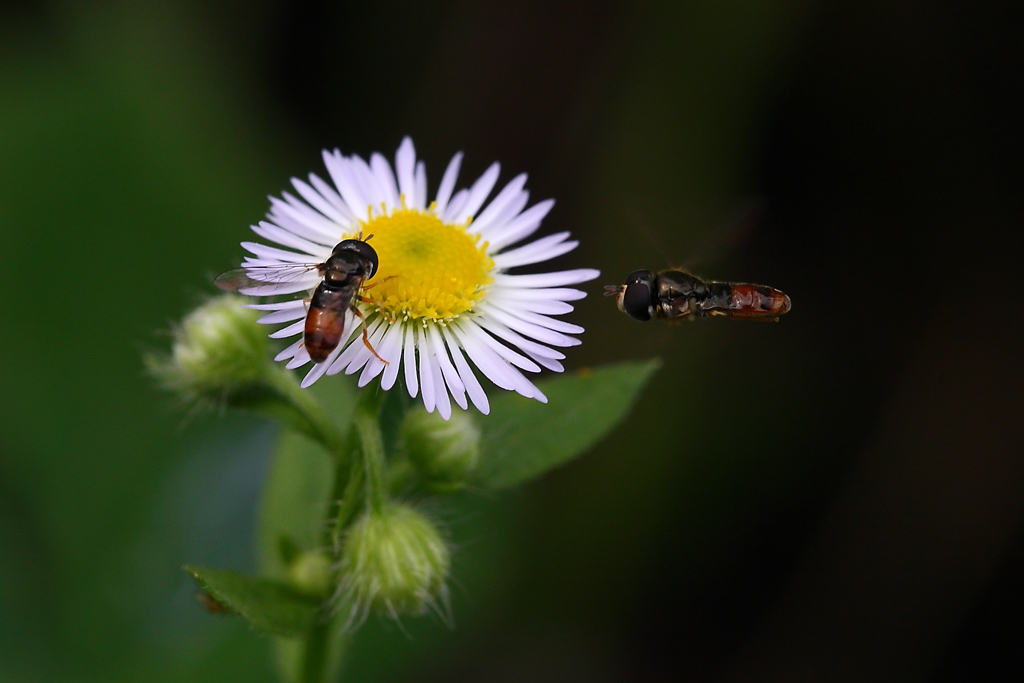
xmin=728 ymin=284 xmax=792 ymax=316
xmin=304 ymin=307 xmax=344 ymax=363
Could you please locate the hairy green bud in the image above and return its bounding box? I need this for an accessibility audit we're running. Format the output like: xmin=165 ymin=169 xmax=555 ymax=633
xmin=338 ymin=503 xmax=450 ymax=620
xmin=149 ymin=295 xmax=267 ymax=401
xmin=402 ymin=408 xmax=480 ymax=493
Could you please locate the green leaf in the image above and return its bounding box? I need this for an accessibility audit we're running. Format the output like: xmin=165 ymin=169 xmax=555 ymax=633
xmin=184 ymin=566 xmax=320 ymax=638
xmin=475 ymin=359 xmax=661 ymax=489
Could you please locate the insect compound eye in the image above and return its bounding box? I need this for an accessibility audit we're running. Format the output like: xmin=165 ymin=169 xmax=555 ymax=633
xmin=621 ymin=269 xmax=654 ymax=321
xmin=334 ymin=239 xmax=380 ymax=278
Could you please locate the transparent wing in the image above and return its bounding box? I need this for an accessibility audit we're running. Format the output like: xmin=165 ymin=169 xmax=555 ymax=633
xmin=215 ymin=262 xmax=324 ymax=296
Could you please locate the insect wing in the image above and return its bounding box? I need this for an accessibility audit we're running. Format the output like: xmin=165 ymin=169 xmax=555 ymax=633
xmin=214 ymin=263 xmax=324 ymax=296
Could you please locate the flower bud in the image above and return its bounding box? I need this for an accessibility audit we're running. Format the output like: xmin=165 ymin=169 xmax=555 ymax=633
xmin=402 ymin=408 xmax=480 ymax=494
xmin=149 ymin=295 xmax=268 ymax=401
xmin=288 ymin=550 xmax=334 ymax=599
xmin=338 ymin=503 xmax=450 ymax=618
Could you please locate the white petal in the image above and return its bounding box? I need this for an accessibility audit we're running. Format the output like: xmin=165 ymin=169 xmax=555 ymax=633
xmin=498 ymin=305 xmax=584 ymax=334
xmin=469 ymin=173 xmax=528 ymax=235
xmin=490 ymin=286 xmax=587 ymax=302
xmin=477 ymin=304 xmax=583 ymax=344
xmin=342 ymin=317 xmax=388 ymax=376
xmin=479 ymin=190 xmax=529 ymax=240
xmin=456 ymin=318 xmax=545 ymax=371
xmin=378 ymin=322 xmax=405 ymax=390
xmin=269 ymin=319 xmax=305 ymax=339
xmin=357 ymin=322 xmax=391 ymax=387
xmin=413 ymin=161 xmax=427 ymax=210
xmin=308 ymin=173 xmax=357 ymax=222
xmin=285 ymin=345 xmax=312 ymax=369
xmin=418 ymin=329 xmax=436 ymax=412
xmin=492 ymin=268 xmax=600 ymax=289
xmin=350 ymin=155 xmax=388 ymax=210
xmin=324 ymin=313 xmax=375 ymax=376
xmin=403 ymin=323 xmax=419 ymax=398
xmin=246 ymin=300 xmax=307 ymax=311
xmin=291 ymin=177 xmax=349 ymax=225
xmin=434 ymin=152 xmax=463 ymax=215
xmin=300 ymin=347 xmax=342 ymax=387
xmin=257 ymin=307 xmax=307 ymax=325
xmin=455 ymin=162 xmax=500 ymax=222
xmin=441 ymin=327 xmax=489 ymax=414
xmin=323 ymin=150 xmax=370 ymax=220
xmin=484 ymin=199 xmax=555 ymax=251
xmin=453 ymin=323 xmax=544 ymax=400
xmin=532 ymin=354 xmax=565 ymax=372
xmin=275 ymin=338 xmax=304 ymax=362
xmin=266 ymin=212 xmax=340 ymax=249
xmin=488 ymin=297 xmax=574 ymax=316
xmin=369 ymin=153 xmax=400 ymax=208
xmin=271 ymin=193 xmax=346 ymax=242
xmin=427 ymin=325 xmax=467 ymax=410
xmin=263 ymin=208 xmax=338 ymax=246
xmin=241 ymin=241 xmax=316 ymax=264
xmin=431 ymin=357 xmax=452 ymax=420
xmin=473 ymin=316 xmax=567 ymax=359
xmin=252 ymin=221 xmax=333 ymax=255
xmin=395 ymin=137 xmax=416 ymax=203
xmin=443 ymin=189 xmax=469 ymax=221
xmin=452 ymin=329 xmax=516 ymax=390
xmin=491 ymin=233 xmax=578 ymax=269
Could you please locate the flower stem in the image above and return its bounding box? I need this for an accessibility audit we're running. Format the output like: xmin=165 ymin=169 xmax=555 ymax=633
xmin=298 ymin=625 xmax=330 ymax=683
xmin=254 ymin=370 xmax=374 ymax=683
xmin=351 ymin=388 xmax=388 ymax=516
xmin=296 ymin=386 xmax=388 ymax=683
xmin=332 ymin=458 xmax=363 ymax=551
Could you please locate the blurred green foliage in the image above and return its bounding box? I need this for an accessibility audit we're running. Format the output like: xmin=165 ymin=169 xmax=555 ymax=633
xmin=3 ymin=0 xmax=1021 ymax=681
xmin=0 ymin=1 xmax=820 ymax=680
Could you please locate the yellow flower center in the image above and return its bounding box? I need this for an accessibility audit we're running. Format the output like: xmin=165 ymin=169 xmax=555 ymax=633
xmin=352 ymin=204 xmax=494 ymax=322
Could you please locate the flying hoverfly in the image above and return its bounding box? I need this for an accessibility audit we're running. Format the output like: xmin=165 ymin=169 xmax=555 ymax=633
xmin=605 ymin=269 xmax=791 ymax=322
xmin=215 ymin=238 xmax=386 ymax=364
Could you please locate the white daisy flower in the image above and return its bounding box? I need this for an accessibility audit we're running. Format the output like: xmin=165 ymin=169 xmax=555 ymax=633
xmin=222 ymin=137 xmax=598 ymax=419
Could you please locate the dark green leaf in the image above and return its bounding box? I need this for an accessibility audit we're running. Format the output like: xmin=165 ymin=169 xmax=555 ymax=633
xmin=475 ymin=359 xmax=661 ymax=489
xmin=184 ymin=566 xmax=320 ymax=638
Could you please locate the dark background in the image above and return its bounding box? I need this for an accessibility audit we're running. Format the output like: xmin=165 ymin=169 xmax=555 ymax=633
xmin=1 ymin=0 xmax=1022 ymax=681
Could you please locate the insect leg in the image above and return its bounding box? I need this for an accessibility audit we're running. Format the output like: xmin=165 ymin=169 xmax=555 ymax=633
xmin=360 ymin=274 xmax=398 ymax=291
xmin=350 ymin=307 xmax=389 ymax=365
xmin=707 ymin=309 xmax=781 ymax=322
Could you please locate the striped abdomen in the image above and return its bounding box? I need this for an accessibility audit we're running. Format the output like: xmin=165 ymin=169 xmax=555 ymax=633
xmin=702 ymin=282 xmax=792 ymax=320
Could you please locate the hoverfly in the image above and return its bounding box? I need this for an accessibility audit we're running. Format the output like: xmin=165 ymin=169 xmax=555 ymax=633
xmin=605 ymin=269 xmax=791 ymax=322
xmin=215 ymin=238 xmax=386 ymax=364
